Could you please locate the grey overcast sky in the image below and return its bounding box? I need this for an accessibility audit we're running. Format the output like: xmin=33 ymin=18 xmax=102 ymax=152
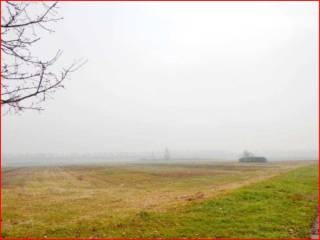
xmin=2 ymin=2 xmax=318 ymax=157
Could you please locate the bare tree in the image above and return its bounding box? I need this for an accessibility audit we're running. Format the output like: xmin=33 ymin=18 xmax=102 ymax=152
xmin=1 ymin=1 xmax=83 ymax=112
xmin=242 ymin=150 xmax=254 ymax=158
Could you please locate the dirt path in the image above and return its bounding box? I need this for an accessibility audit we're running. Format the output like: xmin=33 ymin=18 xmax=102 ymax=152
xmin=311 ymin=216 xmax=319 ymax=239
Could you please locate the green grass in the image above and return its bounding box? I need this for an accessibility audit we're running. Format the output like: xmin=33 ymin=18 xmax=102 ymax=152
xmin=108 ymin=165 xmax=318 ymax=238
xmin=2 ymin=162 xmax=318 ymax=238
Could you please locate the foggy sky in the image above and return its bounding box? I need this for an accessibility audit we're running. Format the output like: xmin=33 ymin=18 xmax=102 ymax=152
xmin=2 ymin=2 xmax=318 ymax=158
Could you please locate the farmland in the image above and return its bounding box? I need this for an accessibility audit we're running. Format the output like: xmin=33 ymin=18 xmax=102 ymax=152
xmin=2 ymin=160 xmax=318 ymax=238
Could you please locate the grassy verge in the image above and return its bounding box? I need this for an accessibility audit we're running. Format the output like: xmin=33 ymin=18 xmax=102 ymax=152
xmin=104 ymin=165 xmax=318 ymax=238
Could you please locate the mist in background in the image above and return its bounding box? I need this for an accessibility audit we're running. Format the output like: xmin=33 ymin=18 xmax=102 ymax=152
xmin=2 ymin=2 xmax=318 ymax=165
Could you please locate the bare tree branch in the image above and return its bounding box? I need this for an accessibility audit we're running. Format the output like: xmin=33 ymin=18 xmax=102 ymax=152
xmin=1 ymin=1 xmax=84 ymax=113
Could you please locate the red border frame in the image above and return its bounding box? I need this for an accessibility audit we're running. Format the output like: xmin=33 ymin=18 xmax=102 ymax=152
xmin=0 ymin=0 xmax=319 ymax=239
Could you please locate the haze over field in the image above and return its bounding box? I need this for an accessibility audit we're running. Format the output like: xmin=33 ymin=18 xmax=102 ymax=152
xmin=1 ymin=2 xmax=319 ymax=238
xmin=2 ymin=2 xmax=318 ymax=164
